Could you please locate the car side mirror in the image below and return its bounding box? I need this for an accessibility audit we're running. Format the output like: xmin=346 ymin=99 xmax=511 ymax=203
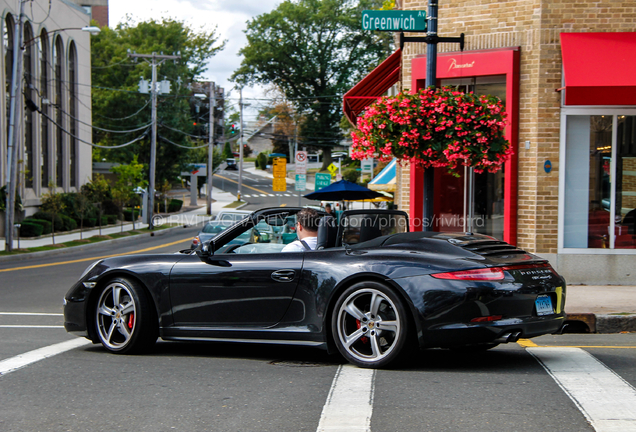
xmin=196 ymin=239 xmax=214 ymax=258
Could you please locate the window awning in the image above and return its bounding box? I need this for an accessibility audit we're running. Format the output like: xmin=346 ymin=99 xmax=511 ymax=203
xmin=560 ymin=32 xmax=636 ymax=106
xmin=368 ymin=158 xmax=396 ymax=192
xmin=343 ymin=49 xmax=402 ymax=126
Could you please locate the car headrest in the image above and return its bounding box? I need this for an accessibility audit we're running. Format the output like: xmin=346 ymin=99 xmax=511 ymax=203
xmin=316 ymin=216 xmax=338 ymax=250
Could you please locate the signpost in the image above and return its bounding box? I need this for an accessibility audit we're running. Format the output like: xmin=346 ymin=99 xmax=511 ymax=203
xmin=315 ymin=173 xmax=331 ymax=190
xmin=295 ymin=151 xmax=308 ymax=205
xmin=327 ymin=163 xmax=338 ymax=178
xmin=273 ymin=157 xmax=287 ymax=207
xmin=295 ymin=174 xmax=306 ymax=191
xmin=361 ymin=10 xmax=426 ymax=32
xmin=181 ymin=163 xmax=207 ymax=206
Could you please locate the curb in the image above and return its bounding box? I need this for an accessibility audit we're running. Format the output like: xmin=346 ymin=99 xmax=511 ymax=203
xmin=565 ymin=312 xmax=636 ymax=333
xmin=0 ymin=224 xmax=196 ymax=264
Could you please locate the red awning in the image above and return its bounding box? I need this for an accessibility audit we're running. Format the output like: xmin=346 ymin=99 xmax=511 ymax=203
xmin=343 ymin=49 xmax=402 ymax=126
xmin=560 ymin=32 xmax=636 ymax=106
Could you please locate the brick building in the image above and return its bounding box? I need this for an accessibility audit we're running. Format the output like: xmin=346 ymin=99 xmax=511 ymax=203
xmin=346 ymin=1 xmax=636 ymax=284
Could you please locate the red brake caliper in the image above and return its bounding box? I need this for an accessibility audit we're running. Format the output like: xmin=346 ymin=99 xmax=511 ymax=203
xmin=356 ymin=319 xmax=368 ymax=344
xmin=128 ymin=313 xmax=135 ymax=329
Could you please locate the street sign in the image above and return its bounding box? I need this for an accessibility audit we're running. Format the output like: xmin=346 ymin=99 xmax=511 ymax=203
xmin=361 ymin=10 xmax=427 ymax=32
xmin=273 ymin=178 xmax=287 ymax=192
xmin=327 ymin=163 xmax=338 ymax=177
xmin=181 ymin=163 xmax=207 ymax=176
xmin=273 ymin=157 xmax=287 ymax=178
xmin=295 ymin=151 xmax=308 ymax=175
xmin=273 ymin=157 xmax=287 ymax=192
xmin=295 ymin=174 xmax=306 ymax=192
xmin=361 ymin=158 xmax=374 ymax=173
xmin=315 ymin=173 xmax=331 ymax=190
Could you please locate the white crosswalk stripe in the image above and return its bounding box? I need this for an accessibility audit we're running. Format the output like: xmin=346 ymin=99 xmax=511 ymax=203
xmin=529 ymin=347 xmax=636 ymax=432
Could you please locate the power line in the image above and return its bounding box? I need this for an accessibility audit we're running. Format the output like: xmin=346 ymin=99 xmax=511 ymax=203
xmin=37 ymin=109 xmax=148 ymax=149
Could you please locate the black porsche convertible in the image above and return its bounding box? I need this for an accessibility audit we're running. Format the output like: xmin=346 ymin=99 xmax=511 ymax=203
xmin=63 ymin=207 xmax=566 ymax=368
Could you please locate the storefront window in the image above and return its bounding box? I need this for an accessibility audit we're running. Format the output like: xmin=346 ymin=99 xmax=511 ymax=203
xmin=615 ymin=116 xmax=636 ymax=249
xmin=564 ymin=114 xmax=636 ymax=249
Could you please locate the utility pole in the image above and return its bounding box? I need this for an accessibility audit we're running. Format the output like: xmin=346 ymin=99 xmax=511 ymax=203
xmin=207 ymin=81 xmax=215 ymax=215
xmin=399 ymin=1 xmax=464 ymax=232
xmin=5 ymin=0 xmax=26 ymax=252
xmin=238 ymin=88 xmax=244 ymax=201
xmin=128 ymin=51 xmax=180 ymax=229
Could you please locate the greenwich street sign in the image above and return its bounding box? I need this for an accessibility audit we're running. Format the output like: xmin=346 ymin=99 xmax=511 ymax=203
xmin=361 ymin=10 xmax=427 ymax=32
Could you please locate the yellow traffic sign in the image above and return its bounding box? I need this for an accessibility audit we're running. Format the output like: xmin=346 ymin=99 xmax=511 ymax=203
xmin=273 ymin=157 xmax=287 ymax=178
xmin=327 ymin=163 xmax=338 ymax=174
xmin=273 ymin=177 xmax=287 ymax=192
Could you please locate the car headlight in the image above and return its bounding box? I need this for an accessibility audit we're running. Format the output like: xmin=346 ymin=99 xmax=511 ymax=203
xmin=80 ymin=260 xmax=102 ymax=280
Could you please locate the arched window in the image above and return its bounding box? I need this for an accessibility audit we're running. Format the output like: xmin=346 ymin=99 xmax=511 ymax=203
xmin=4 ymin=14 xmax=14 ymax=145
xmin=68 ymin=41 xmax=77 ymax=187
xmin=24 ymin=22 xmax=34 ymax=188
xmin=53 ymin=35 xmax=64 ymax=187
xmin=39 ymin=29 xmax=50 ymax=187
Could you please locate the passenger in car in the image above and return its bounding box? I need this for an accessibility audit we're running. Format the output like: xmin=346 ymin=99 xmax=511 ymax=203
xmin=282 ymin=208 xmax=321 ymax=252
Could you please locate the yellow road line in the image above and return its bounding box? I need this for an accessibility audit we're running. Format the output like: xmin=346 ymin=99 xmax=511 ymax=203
xmin=518 ymin=338 xmax=636 ymax=349
xmin=0 ymin=237 xmax=193 ymax=273
xmin=517 ymin=339 xmax=538 ymax=347
xmin=215 ymin=174 xmax=270 ymax=195
xmin=525 ymin=345 xmax=636 ymax=349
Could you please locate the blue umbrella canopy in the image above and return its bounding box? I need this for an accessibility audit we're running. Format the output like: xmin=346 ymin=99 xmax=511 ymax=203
xmin=304 ymin=179 xmax=385 ymax=201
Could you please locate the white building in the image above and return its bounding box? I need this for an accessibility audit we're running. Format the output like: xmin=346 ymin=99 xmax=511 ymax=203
xmin=1 ymin=0 xmax=94 ymax=225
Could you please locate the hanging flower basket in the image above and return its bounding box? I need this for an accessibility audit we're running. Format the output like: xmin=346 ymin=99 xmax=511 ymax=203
xmin=351 ymin=87 xmax=513 ymax=175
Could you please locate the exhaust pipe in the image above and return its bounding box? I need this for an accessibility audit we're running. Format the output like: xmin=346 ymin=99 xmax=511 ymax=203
xmin=494 ymin=331 xmax=522 ymax=344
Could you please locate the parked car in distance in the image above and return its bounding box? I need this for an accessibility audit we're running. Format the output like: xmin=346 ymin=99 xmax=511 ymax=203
xmin=225 ymin=158 xmax=237 ymax=170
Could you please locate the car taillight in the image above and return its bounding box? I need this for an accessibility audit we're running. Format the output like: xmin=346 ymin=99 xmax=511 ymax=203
xmin=192 ymin=236 xmax=200 ymax=246
xmin=431 ymin=267 xmax=505 ymax=281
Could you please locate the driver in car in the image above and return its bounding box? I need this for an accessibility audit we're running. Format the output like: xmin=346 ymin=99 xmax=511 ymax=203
xmin=282 ymin=208 xmax=321 ymax=252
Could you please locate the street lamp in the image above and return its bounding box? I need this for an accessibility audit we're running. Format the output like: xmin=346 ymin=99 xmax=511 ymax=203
xmin=4 ymin=0 xmax=101 ymax=251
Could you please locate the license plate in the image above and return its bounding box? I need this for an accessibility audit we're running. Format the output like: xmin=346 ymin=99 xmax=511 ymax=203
xmin=535 ymin=295 xmax=554 ymax=316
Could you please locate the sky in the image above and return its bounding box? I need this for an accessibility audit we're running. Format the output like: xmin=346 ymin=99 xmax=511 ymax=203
xmin=109 ymin=0 xmax=283 ymax=119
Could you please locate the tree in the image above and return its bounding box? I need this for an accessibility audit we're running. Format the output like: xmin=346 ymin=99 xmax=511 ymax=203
xmin=41 ymin=183 xmax=65 ymax=245
xmin=91 ymin=18 xmax=226 ymax=185
xmin=111 ymin=156 xmax=145 ymax=230
xmin=75 ymin=191 xmax=90 ymax=240
xmin=232 ymin=0 xmax=392 ymax=170
xmin=81 ymin=175 xmax=111 ymax=236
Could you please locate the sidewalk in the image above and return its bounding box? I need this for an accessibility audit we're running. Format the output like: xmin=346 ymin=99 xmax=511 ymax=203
xmin=564 ymin=285 xmax=636 ymax=333
xmin=1 ymin=187 xmax=236 ymax=250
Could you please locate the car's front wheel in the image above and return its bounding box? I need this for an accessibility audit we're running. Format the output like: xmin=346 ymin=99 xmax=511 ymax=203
xmin=94 ymin=277 xmax=157 ymax=354
xmin=332 ymin=282 xmax=409 ymax=368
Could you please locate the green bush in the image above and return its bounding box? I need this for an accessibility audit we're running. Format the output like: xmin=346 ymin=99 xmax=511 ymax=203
xmin=101 ymin=199 xmax=119 ymax=216
xmin=342 ymin=168 xmax=359 ymax=183
xmin=19 ymin=221 xmax=43 ymax=237
xmin=25 ymin=218 xmax=52 ymax=234
xmin=123 ymin=209 xmax=139 ymax=221
xmin=60 ymin=214 xmax=77 ymax=231
xmin=256 ymin=152 xmax=268 ymax=170
xmin=168 ymin=199 xmax=183 ymax=213
xmin=105 ymin=214 xmax=118 ymax=225
xmin=32 ymin=211 xmax=63 ymax=231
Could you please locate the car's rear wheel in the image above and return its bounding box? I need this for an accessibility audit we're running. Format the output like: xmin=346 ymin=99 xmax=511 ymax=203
xmin=94 ymin=278 xmax=157 ymax=354
xmin=332 ymin=282 xmax=409 ymax=368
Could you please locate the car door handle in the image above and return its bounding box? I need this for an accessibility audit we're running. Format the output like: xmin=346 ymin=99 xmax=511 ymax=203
xmin=271 ymin=270 xmax=296 ymax=282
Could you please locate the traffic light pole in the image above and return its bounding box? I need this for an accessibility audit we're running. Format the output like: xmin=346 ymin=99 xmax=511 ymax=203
xmin=207 ymin=81 xmax=215 ymax=215
xmin=128 ymin=52 xmax=180 ymax=229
